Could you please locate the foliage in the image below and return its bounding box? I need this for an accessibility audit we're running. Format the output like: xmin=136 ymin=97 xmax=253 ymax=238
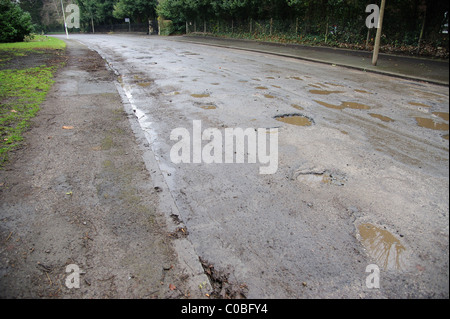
xmin=0 ymin=0 xmax=34 ymax=43
xmin=157 ymin=0 xmax=449 ymax=52
xmin=113 ymin=0 xmax=158 ymax=22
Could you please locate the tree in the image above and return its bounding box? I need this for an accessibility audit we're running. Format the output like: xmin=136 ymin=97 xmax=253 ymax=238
xmin=0 ymin=0 xmax=34 ymax=43
xmin=113 ymin=0 xmax=158 ymax=23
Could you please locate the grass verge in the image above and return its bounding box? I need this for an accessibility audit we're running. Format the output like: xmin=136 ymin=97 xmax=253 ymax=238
xmin=0 ymin=35 xmax=66 ymax=167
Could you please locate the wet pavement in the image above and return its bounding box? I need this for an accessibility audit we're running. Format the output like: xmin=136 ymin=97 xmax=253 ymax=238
xmin=60 ymin=34 xmax=448 ymax=298
xmin=175 ymin=35 xmax=449 ymax=86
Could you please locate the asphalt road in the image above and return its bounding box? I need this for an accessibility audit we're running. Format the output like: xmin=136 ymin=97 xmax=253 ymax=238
xmin=64 ymin=34 xmax=448 ymax=298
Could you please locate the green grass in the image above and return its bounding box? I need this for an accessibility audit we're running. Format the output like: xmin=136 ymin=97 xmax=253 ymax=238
xmin=0 ymin=35 xmax=66 ymax=51
xmin=0 ymin=36 xmax=66 ymax=166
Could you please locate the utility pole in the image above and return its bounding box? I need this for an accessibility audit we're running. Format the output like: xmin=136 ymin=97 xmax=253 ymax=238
xmin=372 ymin=0 xmax=386 ymax=66
xmin=60 ymin=0 xmax=69 ymax=39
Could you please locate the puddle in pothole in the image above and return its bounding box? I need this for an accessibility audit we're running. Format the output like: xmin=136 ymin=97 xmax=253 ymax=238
xmin=409 ymin=101 xmax=432 ymax=108
xmin=309 ymin=90 xmax=345 ymax=95
xmin=415 ymin=117 xmax=449 ymax=131
xmin=200 ymin=105 xmax=217 ymax=110
xmin=358 ymin=223 xmax=407 ymax=271
xmin=137 ymin=82 xmax=152 ymax=87
xmin=369 ymin=113 xmax=395 ymax=123
xmin=191 ymin=94 xmax=211 ymax=98
xmin=291 ymin=104 xmax=304 ymax=111
xmin=355 ymin=89 xmax=372 ymax=94
xmin=433 ymin=112 xmax=449 ymax=122
xmin=275 ymin=114 xmax=314 ymax=127
xmin=314 ymin=100 xmax=371 ymax=110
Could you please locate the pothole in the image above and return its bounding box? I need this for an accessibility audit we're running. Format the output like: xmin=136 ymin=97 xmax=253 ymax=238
xmin=415 ymin=117 xmax=449 ymax=131
xmin=292 ymin=168 xmax=347 ymax=186
xmin=369 ymin=113 xmax=395 ymax=123
xmin=314 ymin=100 xmax=371 ymax=110
xmin=357 ymin=223 xmax=407 ymax=271
xmin=275 ymin=114 xmax=314 ymax=127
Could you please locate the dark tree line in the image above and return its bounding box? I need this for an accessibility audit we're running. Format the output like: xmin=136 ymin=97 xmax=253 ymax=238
xmin=14 ymin=0 xmax=449 ymax=53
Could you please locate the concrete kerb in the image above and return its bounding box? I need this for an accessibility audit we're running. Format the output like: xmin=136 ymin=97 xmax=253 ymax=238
xmin=173 ymin=36 xmax=449 ymax=87
xmin=73 ymin=38 xmax=213 ymax=298
xmin=113 ymin=76 xmax=213 ymax=300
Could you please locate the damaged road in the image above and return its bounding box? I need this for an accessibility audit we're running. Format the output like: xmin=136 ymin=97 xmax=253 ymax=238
xmin=1 ymin=33 xmax=449 ymax=299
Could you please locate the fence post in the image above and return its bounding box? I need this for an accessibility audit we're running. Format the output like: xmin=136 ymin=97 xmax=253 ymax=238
xmin=270 ymin=18 xmax=273 ymax=36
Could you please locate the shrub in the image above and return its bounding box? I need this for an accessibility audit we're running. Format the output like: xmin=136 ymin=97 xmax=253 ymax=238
xmin=0 ymin=0 xmax=34 ymax=43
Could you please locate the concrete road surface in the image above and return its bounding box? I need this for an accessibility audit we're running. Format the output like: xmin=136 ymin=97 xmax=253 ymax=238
xmin=62 ymin=34 xmax=448 ymax=298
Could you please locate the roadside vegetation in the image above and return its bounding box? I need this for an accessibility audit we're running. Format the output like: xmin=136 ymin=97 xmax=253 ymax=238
xmin=0 ymin=35 xmax=66 ymax=167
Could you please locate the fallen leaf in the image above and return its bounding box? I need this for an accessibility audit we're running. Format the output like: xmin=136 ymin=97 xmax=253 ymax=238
xmin=10 ymin=110 xmax=18 ymax=113
xmin=63 ymin=126 xmax=75 ymax=130
xmin=169 ymin=283 xmax=176 ymax=291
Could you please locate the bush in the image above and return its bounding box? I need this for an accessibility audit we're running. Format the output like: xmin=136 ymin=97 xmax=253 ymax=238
xmin=0 ymin=0 xmax=34 ymax=43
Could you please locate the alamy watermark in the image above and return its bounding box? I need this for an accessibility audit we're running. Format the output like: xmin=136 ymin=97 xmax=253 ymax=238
xmin=64 ymin=4 xmax=80 ymax=29
xmin=366 ymin=264 xmax=381 ymax=289
xmin=366 ymin=4 xmax=381 ymax=29
xmin=170 ymin=121 xmax=279 ymax=175
xmin=65 ymin=264 xmax=81 ymax=289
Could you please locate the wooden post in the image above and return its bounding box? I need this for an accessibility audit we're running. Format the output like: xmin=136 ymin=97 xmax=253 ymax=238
xmin=372 ymin=0 xmax=386 ymax=66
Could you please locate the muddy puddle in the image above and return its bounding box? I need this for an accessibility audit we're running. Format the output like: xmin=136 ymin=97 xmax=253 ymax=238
xmin=314 ymin=100 xmax=371 ymax=110
xmin=415 ymin=117 xmax=449 ymax=131
xmin=191 ymin=94 xmax=211 ymax=98
xmin=433 ymin=112 xmax=449 ymax=122
xmin=291 ymin=104 xmax=304 ymax=111
xmin=256 ymin=86 xmax=268 ymax=90
xmin=355 ymin=89 xmax=372 ymax=94
xmin=358 ymin=223 xmax=407 ymax=271
xmin=200 ymin=105 xmax=217 ymax=110
xmin=309 ymin=90 xmax=345 ymax=95
xmin=275 ymin=114 xmax=314 ymax=127
xmin=369 ymin=113 xmax=395 ymax=123
xmin=264 ymin=94 xmax=275 ymax=99
xmin=409 ymin=102 xmax=432 ymax=108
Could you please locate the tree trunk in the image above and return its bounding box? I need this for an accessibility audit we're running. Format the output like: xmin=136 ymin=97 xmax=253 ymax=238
xmin=417 ymin=7 xmax=427 ymax=54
